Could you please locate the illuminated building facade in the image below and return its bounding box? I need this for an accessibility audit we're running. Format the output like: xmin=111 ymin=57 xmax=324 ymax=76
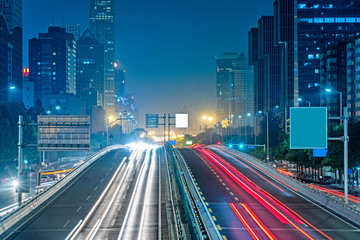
xmin=89 ymin=0 xmax=116 ymax=113
xmin=296 ymin=1 xmax=360 ymax=106
xmin=29 ymin=27 xmax=76 ymax=103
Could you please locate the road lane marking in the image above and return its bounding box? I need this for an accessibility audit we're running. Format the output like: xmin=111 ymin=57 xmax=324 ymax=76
xmin=222 ymin=236 xmax=228 ymax=240
xmin=197 ymin=187 xmax=201 ymax=190
xmin=200 ymin=191 xmax=203 ymax=195
xmin=230 ymin=192 xmax=234 ymax=196
xmin=205 ymin=202 xmax=209 ymax=206
xmin=208 ymin=208 xmax=212 ymax=213
xmin=76 ymin=206 xmax=82 ymax=212
xmin=106 ymin=172 xmax=109 ymax=176
xmin=234 ymin=197 xmax=239 ymax=201
xmin=202 ymin=197 xmax=206 ymax=200
xmin=87 ymin=195 xmax=91 ymax=200
xmin=111 ymin=218 xmax=116 ymax=226
xmin=222 ymin=183 xmax=226 ymax=186
xmin=225 ymin=187 xmax=230 ymax=191
xmin=63 ymin=220 xmax=70 ymax=228
xmin=212 ymin=216 xmax=217 ymax=221
xmin=100 ymin=178 xmax=104 ymax=183
xmin=217 ymin=225 xmax=222 ymax=231
xmin=94 ymin=186 xmax=98 ymax=191
xmin=219 ymin=179 xmax=223 ymax=182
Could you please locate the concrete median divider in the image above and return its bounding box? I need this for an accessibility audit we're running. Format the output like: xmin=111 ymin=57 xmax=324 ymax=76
xmin=166 ymin=145 xmax=222 ymax=240
xmin=0 ymin=145 xmax=126 ymax=238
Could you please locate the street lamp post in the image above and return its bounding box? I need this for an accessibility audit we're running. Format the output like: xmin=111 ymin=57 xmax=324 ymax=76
xmin=230 ymin=115 xmax=234 ymax=144
xmin=266 ymin=112 xmax=269 ymax=164
xmin=326 ymin=88 xmax=342 ymax=124
xmin=255 ymin=111 xmax=262 ymax=146
xmin=237 ymin=115 xmax=241 ymax=140
xmin=245 ymin=113 xmax=251 ymax=145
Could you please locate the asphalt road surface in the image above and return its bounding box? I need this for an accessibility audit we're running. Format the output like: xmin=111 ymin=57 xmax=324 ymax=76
xmin=7 ymin=148 xmax=130 ymax=240
xmin=179 ymin=147 xmax=360 ymax=240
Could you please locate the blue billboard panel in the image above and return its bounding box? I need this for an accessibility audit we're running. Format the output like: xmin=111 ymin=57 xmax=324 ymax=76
xmin=313 ymin=149 xmax=327 ymax=157
xmin=290 ymin=107 xmax=327 ymax=149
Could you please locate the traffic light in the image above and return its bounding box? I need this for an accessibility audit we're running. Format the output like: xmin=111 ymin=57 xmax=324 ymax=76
xmin=217 ymin=141 xmax=221 ymax=145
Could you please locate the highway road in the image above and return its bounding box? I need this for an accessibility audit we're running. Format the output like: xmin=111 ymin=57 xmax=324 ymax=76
xmin=4 ymin=144 xmax=175 ymax=240
xmin=179 ymin=146 xmax=360 ymax=240
xmin=6 ymin=148 xmax=130 ymax=240
xmin=72 ymin=145 xmax=167 ymax=240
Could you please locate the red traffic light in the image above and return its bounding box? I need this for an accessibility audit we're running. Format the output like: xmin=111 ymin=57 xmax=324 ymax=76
xmin=217 ymin=141 xmax=221 ymax=145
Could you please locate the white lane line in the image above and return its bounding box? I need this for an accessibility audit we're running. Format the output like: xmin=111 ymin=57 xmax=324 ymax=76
xmin=138 ymin=149 xmax=156 ymax=240
xmin=86 ymin=157 xmax=131 ymax=240
xmin=87 ymin=195 xmax=91 ymax=200
xmin=111 ymin=218 xmax=116 ymax=226
xmin=63 ymin=220 xmax=70 ymax=228
xmin=70 ymin=157 xmax=128 ymax=240
xmin=65 ymin=220 xmax=83 ymax=240
xmin=101 ymin=178 xmax=104 ymax=183
xmin=118 ymin=150 xmax=150 ymax=240
xmin=106 ymin=172 xmax=109 ymax=176
xmin=76 ymin=206 xmax=82 ymax=212
xmin=94 ymin=186 xmax=98 ymax=191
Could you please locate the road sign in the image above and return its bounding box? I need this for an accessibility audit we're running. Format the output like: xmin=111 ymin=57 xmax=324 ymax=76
xmin=290 ymin=107 xmax=327 ymax=149
xmin=146 ymin=114 xmax=159 ymax=128
xmin=313 ymin=149 xmax=327 ymax=157
xmin=169 ymin=140 xmax=176 ymax=145
xmin=185 ymin=140 xmax=193 ymax=145
xmin=175 ymin=114 xmax=188 ymax=128
xmin=37 ymin=115 xmax=90 ymax=151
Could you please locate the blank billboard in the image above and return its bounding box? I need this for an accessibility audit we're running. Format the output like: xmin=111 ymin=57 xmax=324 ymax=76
xmin=175 ymin=114 xmax=188 ymax=128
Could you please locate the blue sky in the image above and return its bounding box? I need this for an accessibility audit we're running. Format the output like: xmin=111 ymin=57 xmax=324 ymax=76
xmin=24 ymin=0 xmax=273 ymax=124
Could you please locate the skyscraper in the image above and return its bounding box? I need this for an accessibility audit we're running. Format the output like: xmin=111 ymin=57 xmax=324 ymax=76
xmin=29 ymin=27 xmax=76 ymax=103
xmin=89 ymin=0 xmax=115 ymax=114
xmin=0 ymin=0 xmax=22 ymax=30
xmin=296 ymin=1 xmax=360 ymax=106
xmin=346 ymin=35 xmax=360 ymax=120
xmin=0 ymin=0 xmax=22 ymax=103
xmin=249 ymin=16 xmax=281 ymax=114
xmin=274 ymin=0 xmax=295 ymax=117
xmin=76 ymin=29 xmax=104 ymax=113
xmin=229 ymin=53 xmax=254 ymax=121
xmin=319 ymin=42 xmax=347 ymax=117
xmin=216 ymin=52 xmax=238 ymax=122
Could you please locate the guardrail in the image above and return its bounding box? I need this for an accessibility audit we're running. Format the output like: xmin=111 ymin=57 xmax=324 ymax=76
xmin=0 ymin=145 xmax=125 ymax=238
xmin=166 ymin=145 xmax=222 ymax=240
xmin=218 ymin=147 xmax=360 ymax=224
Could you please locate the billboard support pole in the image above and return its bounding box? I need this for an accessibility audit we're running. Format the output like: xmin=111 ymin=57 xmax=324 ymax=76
xmin=17 ymin=115 xmax=23 ymax=206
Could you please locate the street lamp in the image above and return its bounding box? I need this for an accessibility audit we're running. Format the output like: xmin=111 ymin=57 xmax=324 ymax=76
xmin=325 ymin=88 xmax=342 ymax=123
xmin=297 ymin=97 xmax=311 ymax=107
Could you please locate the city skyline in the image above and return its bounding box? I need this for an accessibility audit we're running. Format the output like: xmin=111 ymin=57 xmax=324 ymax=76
xmin=23 ymin=0 xmax=274 ymax=124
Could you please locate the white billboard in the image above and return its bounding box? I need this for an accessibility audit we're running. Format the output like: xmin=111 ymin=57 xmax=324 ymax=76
xmin=175 ymin=114 xmax=188 ymax=128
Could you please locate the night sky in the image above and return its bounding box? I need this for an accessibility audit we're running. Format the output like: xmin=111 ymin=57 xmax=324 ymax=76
xmin=24 ymin=0 xmax=273 ymax=126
